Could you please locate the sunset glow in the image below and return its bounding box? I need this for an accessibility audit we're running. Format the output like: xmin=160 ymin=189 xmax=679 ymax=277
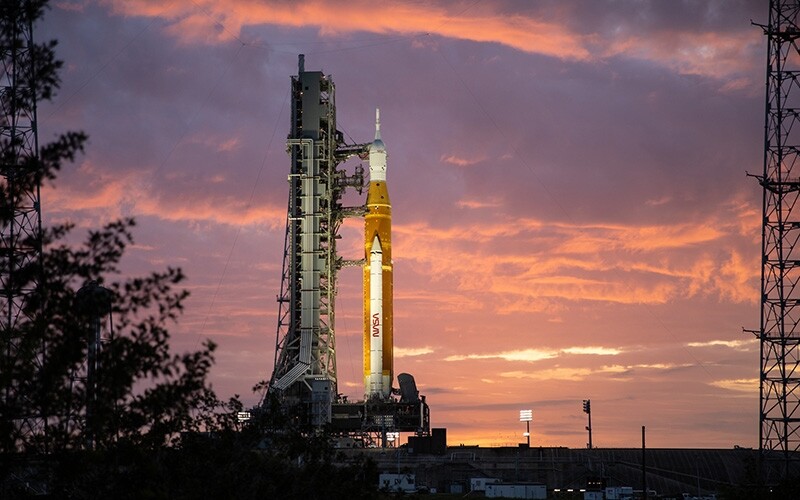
xmin=44 ymin=0 xmax=763 ymax=448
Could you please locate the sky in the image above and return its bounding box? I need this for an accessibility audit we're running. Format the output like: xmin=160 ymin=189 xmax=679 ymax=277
xmin=39 ymin=0 xmax=767 ymax=448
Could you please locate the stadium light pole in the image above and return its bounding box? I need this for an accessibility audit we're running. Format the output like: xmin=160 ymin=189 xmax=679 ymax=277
xmin=520 ymin=409 xmax=532 ymax=447
xmin=583 ymin=399 xmax=593 ymax=449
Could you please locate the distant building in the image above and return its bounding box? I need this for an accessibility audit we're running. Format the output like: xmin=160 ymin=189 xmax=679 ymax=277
xmin=471 ymin=477 xmax=501 ymax=492
xmin=378 ymin=473 xmax=416 ymax=493
xmin=606 ymin=486 xmax=634 ymax=499
xmin=486 ymin=482 xmax=547 ymax=499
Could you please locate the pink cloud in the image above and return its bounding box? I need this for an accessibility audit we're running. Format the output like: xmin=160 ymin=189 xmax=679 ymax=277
xmin=392 ymin=202 xmax=757 ymax=312
xmin=97 ymin=0 xmax=759 ymax=83
xmin=455 ymin=198 xmax=503 ymax=209
xmin=42 ymin=164 xmax=287 ymax=228
xmin=441 ymin=154 xmax=486 ymax=167
xmin=602 ymin=30 xmax=761 ymax=85
xmin=104 ymin=0 xmax=592 ymax=59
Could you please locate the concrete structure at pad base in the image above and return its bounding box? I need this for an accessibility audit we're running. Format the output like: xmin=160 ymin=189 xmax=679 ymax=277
xmin=329 ymin=376 xmax=431 ymax=446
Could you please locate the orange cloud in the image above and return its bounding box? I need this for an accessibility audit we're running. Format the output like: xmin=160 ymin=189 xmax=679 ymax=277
xmin=499 ymin=362 xmax=691 ymax=382
xmin=394 ymin=346 xmax=434 ymax=358
xmin=561 ymin=346 xmax=621 ymax=355
xmin=554 ymin=222 xmax=724 ymax=253
xmin=441 ymin=154 xmax=486 ymax=167
xmin=687 ymin=339 xmax=757 ymax=351
xmin=709 ymin=378 xmax=758 ymax=393
xmin=185 ymin=131 xmax=242 ymax=153
xmin=446 ymin=345 xmax=622 ymax=363
xmin=98 ymin=1 xmax=757 ymax=82
xmin=456 ymin=198 xmax=503 ymax=209
xmin=393 ymin=201 xmax=758 ymax=310
xmin=42 ymin=162 xmax=287 ymax=228
xmin=603 ymin=30 xmax=760 ymax=85
xmin=501 ymin=367 xmax=593 ymax=381
xmin=445 ymin=348 xmax=558 ymax=363
xmin=105 ymin=0 xmax=592 ymax=60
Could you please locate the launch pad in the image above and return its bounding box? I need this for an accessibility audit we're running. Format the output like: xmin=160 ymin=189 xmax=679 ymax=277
xmin=264 ymin=55 xmax=430 ymax=444
xmin=330 ymin=397 xmax=431 ymax=445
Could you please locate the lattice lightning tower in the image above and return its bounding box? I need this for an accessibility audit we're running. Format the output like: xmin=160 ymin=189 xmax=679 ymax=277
xmin=758 ymin=0 xmax=800 ymax=479
xmin=0 ymin=2 xmax=44 ymax=450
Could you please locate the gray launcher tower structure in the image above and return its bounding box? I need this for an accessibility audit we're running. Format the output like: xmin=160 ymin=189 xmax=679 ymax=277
xmin=268 ymin=56 xmax=364 ymax=425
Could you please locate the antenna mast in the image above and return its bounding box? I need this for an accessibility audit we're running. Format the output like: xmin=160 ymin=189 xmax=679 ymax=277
xmin=757 ymin=0 xmax=800 ymax=481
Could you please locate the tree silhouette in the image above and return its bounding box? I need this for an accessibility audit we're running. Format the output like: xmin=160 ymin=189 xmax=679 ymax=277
xmin=1 ymin=3 xmax=379 ymax=498
xmin=0 ymin=0 xmax=237 ymax=457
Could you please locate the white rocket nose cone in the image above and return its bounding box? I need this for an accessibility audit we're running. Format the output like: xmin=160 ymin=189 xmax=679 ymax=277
xmin=370 ymin=137 xmax=386 ymax=153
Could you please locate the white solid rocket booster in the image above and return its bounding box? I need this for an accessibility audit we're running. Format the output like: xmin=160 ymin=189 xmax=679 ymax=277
xmin=369 ymin=234 xmax=383 ymax=395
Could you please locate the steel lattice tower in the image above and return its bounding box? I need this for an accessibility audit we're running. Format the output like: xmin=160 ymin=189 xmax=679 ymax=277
xmin=758 ymin=0 xmax=800 ymax=479
xmin=268 ymin=56 xmax=364 ymax=426
xmin=0 ymin=2 xmax=44 ymax=450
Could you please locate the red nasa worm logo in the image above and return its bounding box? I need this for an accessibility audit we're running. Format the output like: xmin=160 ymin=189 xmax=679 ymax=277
xmin=372 ymin=313 xmax=381 ymax=337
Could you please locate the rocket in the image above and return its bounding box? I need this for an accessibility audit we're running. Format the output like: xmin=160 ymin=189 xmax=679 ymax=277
xmin=364 ymin=108 xmax=393 ymax=399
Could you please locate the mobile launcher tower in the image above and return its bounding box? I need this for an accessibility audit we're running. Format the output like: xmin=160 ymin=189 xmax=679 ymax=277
xmin=266 ymin=56 xmax=430 ymax=445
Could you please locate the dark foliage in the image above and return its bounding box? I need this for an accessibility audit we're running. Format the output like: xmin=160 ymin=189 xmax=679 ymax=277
xmin=0 ymin=0 xmax=237 ymax=457
xmin=1 ymin=2 xmax=379 ymax=498
xmin=1 ymin=216 xmax=241 ymax=454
